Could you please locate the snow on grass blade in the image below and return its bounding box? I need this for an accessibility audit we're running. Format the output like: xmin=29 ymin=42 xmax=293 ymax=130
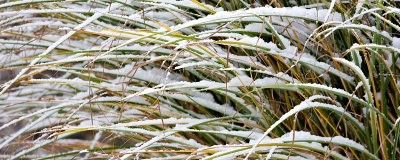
xmin=164 ymin=5 xmax=343 ymax=32
xmin=244 ymin=95 xmax=365 ymax=160
xmin=1 ymin=1 xmax=400 ymax=159
xmin=119 ymin=116 xmax=251 ymax=159
xmin=215 ymin=37 xmax=355 ymax=83
xmin=0 ymin=1 xmax=127 ymax=96
xmin=333 ymin=58 xmax=373 ymax=104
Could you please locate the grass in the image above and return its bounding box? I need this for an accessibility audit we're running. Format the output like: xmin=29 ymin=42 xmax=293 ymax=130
xmin=0 ymin=0 xmax=399 ymax=159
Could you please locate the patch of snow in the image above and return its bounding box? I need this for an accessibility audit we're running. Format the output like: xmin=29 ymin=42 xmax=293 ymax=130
xmin=244 ymin=23 xmax=268 ymax=33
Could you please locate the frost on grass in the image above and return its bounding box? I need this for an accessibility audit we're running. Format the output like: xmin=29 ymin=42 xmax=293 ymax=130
xmin=0 ymin=0 xmax=399 ymax=160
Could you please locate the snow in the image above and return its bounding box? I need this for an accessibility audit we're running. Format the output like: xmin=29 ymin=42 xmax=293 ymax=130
xmin=393 ymin=37 xmax=400 ymax=48
xmin=324 ymin=0 xmax=337 ymax=23
xmin=141 ymin=2 xmax=181 ymax=13
xmin=170 ymin=128 xmax=262 ymax=140
xmin=148 ymin=0 xmax=217 ymax=12
xmin=148 ymin=155 xmax=188 ymax=160
xmin=1 ymin=1 xmax=394 ymax=160
xmin=218 ymin=91 xmax=258 ymax=115
xmin=117 ymin=127 xmax=206 ymax=148
xmin=0 ymin=9 xmax=92 ymax=16
xmin=175 ymin=61 xmax=224 ymax=69
xmin=396 ymin=117 xmax=400 ymax=126
xmin=119 ymin=118 xmax=223 ymax=159
xmin=165 ymin=93 xmax=242 ymax=117
xmin=90 ymin=64 xmax=186 ymax=84
xmin=0 ymin=0 xmax=51 ymax=8
xmin=0 ymin=97 xmax=90 ymax=132
xmin=28 ymin=77 xmax=87 ymax=85
xmin=350 ymin=43 xmax=400 ymax=61
xmin=254 ymin=77 xmax=286 ymax=86
xmin=180 ymin=80 xmax=226 ymax=89
xmin=58 ymin=27 xmax=72 ymax=30
xmin=163 ymin=5 xmax=343 ymax=32
xmin=244 ymin=23 xmax=268 ymax=33
xmin=221 ymin=68 xmax=300 ymax=83
xmin=212 ymin=146 xmax=280 ymax=160
xmin=333 ymin=58 xmax=373 ymax=104
xmin=216 ymin=36 xmax=354 ymax=82
xmin=41 ymin=55 xmax=149 ymax=65
xmin=276 ymin=131 xmax=376 ymax=159
xmin=376 ymin=92 xmax=382 ymax=100
xmin=79 ymin=149 xmax=89 ymax=153
xmin=228 ymin=75 xmax=254 ymax=86
xmin=97 ymin=96 xmax=150 ymax=105
xmin=0 ymin=1 xmax=127 ymax=96
xmin=91 ymin=43 xmax=171 ymax=53
xmin=197 ymin=29 xmax=252 ymax=39
xmin=188 ymin=75 xmax=287 ymax=88
xmin=28 ymin=116 xmax=67 ymax=132
xmin=114 ymin=118 xmax=202 ymax=127
xmin=355 ymin=0 xmax=366 ymax=14
xmin=0 ymin=39 xmax=73 ymax=51
xmin=5 ymin=21 xmax=75 ymax=33
xmin=323 ymin=24 xmax=392 ymax=41
xmin=0 ymin=108 xmax=59 ymax=150
xmin=79 ymin=120 xmax=101 ymax=127
xmin=245 ymin=95 xmax=365 ymax=159
xmin=293 ymin=83 xmax=367 ymax=104
xmin=266 ymin=146 xmax=277 ymax=160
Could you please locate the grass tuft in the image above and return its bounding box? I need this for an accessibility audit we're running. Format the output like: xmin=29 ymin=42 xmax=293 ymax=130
xmin=0 ymin=0 xmax=399 ymax=159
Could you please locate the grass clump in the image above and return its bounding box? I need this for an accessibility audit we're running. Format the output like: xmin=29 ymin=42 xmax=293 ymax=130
xmin=0 ymin=0 xmax=399 ymax=159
